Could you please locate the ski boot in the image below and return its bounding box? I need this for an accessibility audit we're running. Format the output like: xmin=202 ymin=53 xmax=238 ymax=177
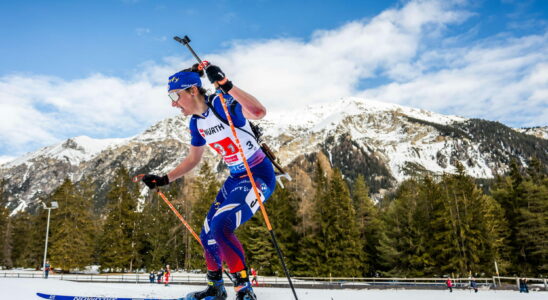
xmin=185 ymin=270 xmax=227 ymax=300
xmin=232 ymin=269 xmax=257 ymax=300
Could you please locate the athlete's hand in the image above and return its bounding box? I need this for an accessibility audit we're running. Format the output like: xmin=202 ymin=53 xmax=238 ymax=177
xmin=205 ymin=64 xmax=233 ymax=93
xmin=142 ymin=174 xmax=169 ymax=189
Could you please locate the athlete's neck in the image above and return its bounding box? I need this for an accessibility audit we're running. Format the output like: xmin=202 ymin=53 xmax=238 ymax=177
xmin=193 ymin=95 xmax=209 ymax=118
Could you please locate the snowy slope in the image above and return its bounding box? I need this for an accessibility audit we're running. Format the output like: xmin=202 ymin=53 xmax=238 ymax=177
xmin=515 ymin=126 xmax=548 ymax=140
xmin=269 ymin=97 xmax=464 ymax=130
xmin=4 ymin=136 xmax=129 ymax=168
xmin=1 ymin=277 xmax=544 ymax=300
xmin=265 ymin=98 xmax=487 ymax=182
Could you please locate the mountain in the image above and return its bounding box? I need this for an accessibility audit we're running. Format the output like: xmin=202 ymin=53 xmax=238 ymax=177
xmin=1 ymin=97 xmax=547 ymax=213
xmin=515 ymin=126 xmax=548 ymax=140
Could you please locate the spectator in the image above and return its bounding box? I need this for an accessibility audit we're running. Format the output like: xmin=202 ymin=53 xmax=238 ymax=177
xmin=157 ymin=270 xmax=164 ymax=284
xmin=470 ymin=278 xmax=478 ymax=293
xmin=446 ymin=277 xmax=453 ymax=293
xmin=251 ymin=268 xmax=258 ymax=287
xmin=164 ymin=265 xmax=171 ymax=286
xmin=149 ymin=271 xmax=155 ymax=283
xmin=44 ymin=261 xmax=51 ymax=279
xmin=519 ymin=278 xmax=529 ymax=293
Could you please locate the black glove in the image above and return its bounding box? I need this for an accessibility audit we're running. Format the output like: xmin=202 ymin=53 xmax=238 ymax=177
xmin=205 ymin=65 xmax=233 ymax=93
xmin=142 ymin=174 xmax=169 ymax=189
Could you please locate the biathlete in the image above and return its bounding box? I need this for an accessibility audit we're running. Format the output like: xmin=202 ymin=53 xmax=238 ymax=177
xmin=141 ymin=63 xmax=275 ymax=300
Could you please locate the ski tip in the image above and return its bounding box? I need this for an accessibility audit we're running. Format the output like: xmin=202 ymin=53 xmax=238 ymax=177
xmin=36 ymin=292 xmax=185 ymax=300
xmin=182 ymin=292 xmax=222 ymax=300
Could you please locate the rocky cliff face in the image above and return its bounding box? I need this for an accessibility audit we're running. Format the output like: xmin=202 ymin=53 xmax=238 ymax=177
xmin=1 ymin=97 xmax=546 ymax=213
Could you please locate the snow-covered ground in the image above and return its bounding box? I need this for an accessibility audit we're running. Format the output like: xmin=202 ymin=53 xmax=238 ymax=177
xmin=1 ymin=277 xmax=544 ymax=300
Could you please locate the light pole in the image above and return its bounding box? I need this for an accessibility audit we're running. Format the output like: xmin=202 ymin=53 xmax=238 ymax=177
xmin=42 ymin=201 xmax=58 ymax=278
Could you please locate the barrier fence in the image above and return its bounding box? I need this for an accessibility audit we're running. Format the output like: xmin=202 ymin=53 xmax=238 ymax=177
xmin=1 ymin=272 xmax=546 ymax=291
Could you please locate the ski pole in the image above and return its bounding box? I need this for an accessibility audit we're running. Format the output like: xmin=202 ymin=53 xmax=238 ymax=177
xmin=133 ymin=174 xmax=238 ymax=284
xmin=174 ymin=35 xmax=299 ymax=300
xmin=132 ymin=174 xmax=203 ymax=247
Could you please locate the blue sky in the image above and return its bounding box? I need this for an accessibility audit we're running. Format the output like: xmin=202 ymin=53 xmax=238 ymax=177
xmin=1 ymin=0 xmax=545 ymax=80
xmin=0 ymin=0 xmax=547 ymax=161
xmin=0 ymin=0 xmax=391 ymax=79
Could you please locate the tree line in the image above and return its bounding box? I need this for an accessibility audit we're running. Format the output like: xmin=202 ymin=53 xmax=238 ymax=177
xmin=0 ymin=157 xmax=546 ymax=277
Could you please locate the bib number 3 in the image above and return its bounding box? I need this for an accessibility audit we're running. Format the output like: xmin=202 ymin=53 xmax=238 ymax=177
xmin=245 ymin=190 xmax=264 ymax=214
xmin=209 ymin=137 xmax=238 ymax=156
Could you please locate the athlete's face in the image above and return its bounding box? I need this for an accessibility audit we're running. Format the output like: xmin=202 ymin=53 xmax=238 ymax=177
xmin=170 ymin=87 xmax=195 ymax=116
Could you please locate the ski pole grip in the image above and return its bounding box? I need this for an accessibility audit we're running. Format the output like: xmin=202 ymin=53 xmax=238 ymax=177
xmin=173 ymin=35 xmax=191 ymax=45
xmin=173 ymin=35 xmax=204 ymax=65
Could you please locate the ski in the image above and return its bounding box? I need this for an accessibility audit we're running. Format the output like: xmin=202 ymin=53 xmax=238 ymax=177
xmin=36 ymin=292 xmax=184 ymax=300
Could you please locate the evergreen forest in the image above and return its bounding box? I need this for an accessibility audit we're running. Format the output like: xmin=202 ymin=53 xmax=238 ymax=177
xmin=0 ymin=155 xmax=546 ymax=278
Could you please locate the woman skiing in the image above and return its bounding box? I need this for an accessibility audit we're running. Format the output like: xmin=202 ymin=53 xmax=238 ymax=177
xmin=141 ymin=63 xmax=276 ymax=300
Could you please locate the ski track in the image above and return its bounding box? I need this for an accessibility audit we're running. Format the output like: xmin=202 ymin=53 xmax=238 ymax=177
xmin=1 ymin=278 xmax=545 ymax=300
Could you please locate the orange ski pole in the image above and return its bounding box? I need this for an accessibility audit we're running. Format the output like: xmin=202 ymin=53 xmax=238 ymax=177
xmin=132 ymin=174 xmax=202 ymax=247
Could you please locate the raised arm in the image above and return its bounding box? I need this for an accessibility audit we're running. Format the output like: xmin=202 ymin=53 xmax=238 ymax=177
xmin=205 ymin=64 xmax=267 ymax=120
xmin=228 ymin=85 xmax=266 ymax=120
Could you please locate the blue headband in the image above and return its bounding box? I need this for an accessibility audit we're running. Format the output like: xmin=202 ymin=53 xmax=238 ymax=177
xmin=168 ymin=71 xmax=202 ymax=91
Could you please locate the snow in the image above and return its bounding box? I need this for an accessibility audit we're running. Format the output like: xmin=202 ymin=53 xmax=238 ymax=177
xmin=514 ymin=126 xmax=548 ymax=140
xmin=4 ymin=135 xmax=129 ymax=168
xmin=267 ymin=97 xmax=466 ymax=131
xmin=262 ymin=96 xmax=481 ymax=182
xmin=132 ymin=116 xmax=189 ymax=144
xmin=0 ymin=277 xmax=544 ymax=300
xmin=0 ymin=155 xmax=16 ymax=166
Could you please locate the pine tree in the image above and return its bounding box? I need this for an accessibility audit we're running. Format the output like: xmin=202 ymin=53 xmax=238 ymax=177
xmin=417 ymin=176 xmax=444 ymax=275
xmin=514 ymin=179 xmax=548 ymax=274
xmin=240 ymin=213 xmax=276 ymax=274
xmin=138 ymin=192 xmax=174 ymax=271
xmin=526 ymin=157 xmax=545 ymax=184
xmin=0 ymin=180 xmax=14 ymax=268
xmin=266 ymin=185 xmax=301 ymax=275
xmin=13 ymin=207 xmax=49 ymax=269
xmin=351 ymin=175 xmax=382 ymax=276
xmin=492 ymin=158 xmax=547 ymax=275
xmin=10 ymin=211 xmax=37 ymax=268
xmin=47 ymin=179 xmax=96 ymax=271
xmin=378 ymin=179 xmax=434 ymax=276
xmin=491 ymin=175 xmax=519 ymax=273
xmin=98 ymin=167 xmax=141 ymax=272
xmin=322 ymin=169 xmax=363 ymax=277
xmin=293 ymin=162 xmax=329 ymax=276
xmin=433 ymin=163 xmax=506 ymax=275
xmin=296 ymin=166 xmax=363 ymax=277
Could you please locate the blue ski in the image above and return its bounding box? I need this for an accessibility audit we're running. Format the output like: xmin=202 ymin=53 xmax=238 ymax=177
xmin=36 ymin=292 xmax=184 ymax=300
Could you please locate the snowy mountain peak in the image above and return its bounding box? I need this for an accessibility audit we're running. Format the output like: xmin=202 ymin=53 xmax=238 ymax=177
xmin=3 ymin=135 xmax=128 ymax=168
xmin=267 ymin=97 xmax=466 ymax=133
xmin=515 ymin=126 xmax=548 ymax=140
xmin=132 ymin=115 xmax=189 ymax=143
xmin=1 ymin=97 xmax=546 ymax=213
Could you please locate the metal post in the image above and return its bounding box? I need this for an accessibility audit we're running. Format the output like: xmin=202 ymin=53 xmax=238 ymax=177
xmin=42 ymin=201 xmax=58 ymax=279
xmin=494 ymin=260 xmax=501 ymax=287
xmin=42 ymin=208 xmax=51 ymax=278
xmin=516 ymin=277 xmax=520 ymax=290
